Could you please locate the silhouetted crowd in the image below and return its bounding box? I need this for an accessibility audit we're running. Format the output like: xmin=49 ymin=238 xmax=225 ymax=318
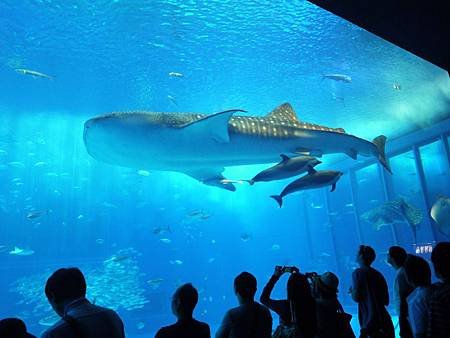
xmin=1 ymin=242 xmax=449 ymax=338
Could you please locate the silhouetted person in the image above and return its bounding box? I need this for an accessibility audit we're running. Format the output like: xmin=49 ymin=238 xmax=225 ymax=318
xmin=387 ymin=246 xmax=414 ymax=338
xmin=42 ymin=267 xmax=125 ymax=338
xmin=311 ymin=272 xmax=354 ymax=338
xmin=0 ymin=318 xmax=36 ymax=338
xmin=403 ymin=255 xmax=432 ymax=338
xmin=216 ymin=271 xmax=272 ymax=338
xmin=350 ymin=245 xmax=394 ymax=338
xmin=155 ymin=283 xmax=210 ymax=338
xmin=260 ymin=266 xmax=317 ymax=338
xmin=427 ymin=242 xmax=450 ymax=338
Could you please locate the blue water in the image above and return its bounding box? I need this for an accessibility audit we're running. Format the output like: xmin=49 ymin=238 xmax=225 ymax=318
xmin=1 ymin=1 xmax=449 ymax=337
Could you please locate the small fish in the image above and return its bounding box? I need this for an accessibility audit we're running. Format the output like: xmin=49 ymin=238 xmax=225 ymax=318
xmin=46 ymin=172 xmax=58 ymax=177
xmin=147 ymin=278 xmax=164 ymax=289
xmin=8 ymin=161 xmax=25 ymax=168
xmin=152 ymin=225 xmax=171 ymax=235
xmin=9 ymin=246 xmax=34 ymax=256
xmin=169 ymin=259 xmax=183 ymax=265
xmin=137 ymin=170 xmax=150 ymax=177
xmin=96 ymin=238 xmax=105 ymax=244
xmin=240 ymin=233 xmax=252 ymax=242
xmin=322 ymin=73 xmax=352 ymax=83
xmin=310 ymin=202 xmax=324 ymax=209
xmin=104 ymin=255 xmax=130 ymax=264
xmin=26 ymin=210 xmax=47 ymax=220
xmin=0 ymin=149 xmax=7 ymax=156
xmin=160 ymin=238 xmax=171 ymax=244
xmin=34 ymin=161 xmax=46 ymax=167
xmin=0 ymin=245 xmax=7 ymax=253
xmin=137 ymin=322 xmax=145 ymax=330
xmin=393 ymin=83 xmax=401 ymax=90
xmin=102 ymin=201 xmax=118 ymax=208
xmin=15 ymin=68 xmax=54 ymax=80
xmin=169 ymin=71 xmax=184 ymax=78
xmin=167 ymin=95 xmax=178 ymax=106
xmin=208 ymin=257 xmax=216 ymax=263
xmin=211 ymin=239 xmax=216 ymax=244
xmin=271 ymin=244 xmax=281 ymax=251
xmin=345 ymin=203 xmax=354 ymax=207
xmin=77 ymin=214 xmax=84 ymax=220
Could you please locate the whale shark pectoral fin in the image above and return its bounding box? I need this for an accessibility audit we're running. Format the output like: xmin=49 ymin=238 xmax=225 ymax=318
xmin=307 ymin=165 xmax=317 ymax=175
xmin=331 ymin=183 xmax=336 ymax=192
xmin=345 ymin=149 xmax=358 ymax=160
xmin=279 ymin=154 xmax=290 ymax=163
xmin=180 ymin=109 xmax=245 ymax=143
xmin=184 ymin=168 xmax=236 ymax=192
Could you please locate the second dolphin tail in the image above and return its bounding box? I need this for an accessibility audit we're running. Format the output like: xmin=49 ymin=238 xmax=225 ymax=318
xmin=373 ymin=135 xmax=391 ymax=174
xmin=270 ymin=195 xmax=283 ymax=208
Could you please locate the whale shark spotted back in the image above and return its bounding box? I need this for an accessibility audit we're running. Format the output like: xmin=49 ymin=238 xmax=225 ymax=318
xmin=104 ymin=103 xmax=346 ymax=138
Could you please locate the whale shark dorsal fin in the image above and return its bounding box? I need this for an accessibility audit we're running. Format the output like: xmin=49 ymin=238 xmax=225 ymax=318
xmin=180 ymin=109 xmax=245 ymax=143
xmin=265 ymin=103 xmax=300 ymax=122
xmin=307 ymin=166 xmax=317 ymax=175
xmin=279 ymin=154 xmax=290 ymax=163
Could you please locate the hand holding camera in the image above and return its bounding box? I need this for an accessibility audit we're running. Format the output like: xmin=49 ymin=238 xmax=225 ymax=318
xmin=274 ymin=265 xmax=299 ymax=277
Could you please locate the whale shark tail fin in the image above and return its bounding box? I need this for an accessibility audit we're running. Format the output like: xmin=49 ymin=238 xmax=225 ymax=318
xmin=373 ymin=135 xmax=391 ymax=174
xmin=270 ymin=195 xmax=283 ymax=208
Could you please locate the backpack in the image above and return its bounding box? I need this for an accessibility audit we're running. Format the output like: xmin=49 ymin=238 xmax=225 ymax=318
xmin=272 ymin=301 xmax=304 ymax=338
xmin=336 ymin=301 xmax=356 ymax=338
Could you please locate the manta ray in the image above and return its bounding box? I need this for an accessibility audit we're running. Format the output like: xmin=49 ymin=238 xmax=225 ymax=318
xmin=83 ymin=103 xmax=390 ymax=191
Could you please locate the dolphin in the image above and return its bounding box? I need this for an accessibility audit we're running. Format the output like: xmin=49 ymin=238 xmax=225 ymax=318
xmin=322 ymin=74 xmax=351 ymax=83
xmin=15 ymin=68 xmax=53 ymax=80
xmin=247 ymin=155 xmax=321 ymax=185
xmin=271 ymin=167 xmax=343 ymax=207
xmin=83 ymin=103 xmax=390 ymax=191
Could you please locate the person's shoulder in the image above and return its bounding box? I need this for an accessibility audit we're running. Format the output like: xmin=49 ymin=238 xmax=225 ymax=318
xmin=154 ymin=325 xmax=172 ymax=338
xmin=194 ymin=319 xmax=210 ymax=328
xmin=41 ymin=319 xmax=70 ymax=338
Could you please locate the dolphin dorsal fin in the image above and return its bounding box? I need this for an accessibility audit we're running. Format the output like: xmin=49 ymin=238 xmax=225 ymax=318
xmin=307 ymin=166 xmax=317 ymax=175
xmin=180 ymin=109 xmax=245 ymax=143
xmin=279 ymin=154 xmax=290 ymax=163
xmin=265 ymin=103 xmax=300 ymax=123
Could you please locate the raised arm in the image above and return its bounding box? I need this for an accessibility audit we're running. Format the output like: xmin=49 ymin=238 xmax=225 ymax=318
xmin=260 ymin=267 xmax=290 ymax=314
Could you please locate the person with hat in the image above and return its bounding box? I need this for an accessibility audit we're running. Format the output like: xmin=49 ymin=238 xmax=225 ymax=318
xmin=0 ymin=318 xmax=36 ymax=338
xmin=311 ymin=272 xmax=353 ymax=338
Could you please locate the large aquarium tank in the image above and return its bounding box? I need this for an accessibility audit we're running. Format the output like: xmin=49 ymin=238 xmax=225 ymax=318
xmin=1 ymin=1 xmax=449 ymax=337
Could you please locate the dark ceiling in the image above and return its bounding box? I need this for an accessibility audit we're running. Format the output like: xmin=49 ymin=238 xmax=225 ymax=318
xmin=308 ymin=0 xmax=449 ymax=72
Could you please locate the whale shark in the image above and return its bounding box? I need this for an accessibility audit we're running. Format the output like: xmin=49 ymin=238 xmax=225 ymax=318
xmin=83 ymin=103 xmax=390 ymax=191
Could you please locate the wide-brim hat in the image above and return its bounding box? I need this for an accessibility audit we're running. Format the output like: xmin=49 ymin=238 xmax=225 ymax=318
xmin=318 ymin=272 xmax=339 ymax=293
xmin=0 ymin=318 xmax=36 ymax=338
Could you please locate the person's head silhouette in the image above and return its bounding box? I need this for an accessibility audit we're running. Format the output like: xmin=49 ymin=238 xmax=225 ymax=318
xmin=387 ymin=246 xmax=407 ymax=269
xmin=0 ymin=318 xmax=36 ymax=338
xmin=234 ymin=272 xmax=257 ymax=304
xmin=171 ymin=283 xmax=199 ymax=320
xmin=404 ymin=255 xmax=431 ymax=288
xmin=357 ymin=245 xmax=376 ymax=267
xmin=431 ymin=242 xmax=450 ymax=282
xmin=45 ymin=267 xmax=87 ymax=317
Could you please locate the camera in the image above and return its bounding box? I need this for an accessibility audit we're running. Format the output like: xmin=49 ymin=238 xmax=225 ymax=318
xmin=305 ymin=272 xmax=319 ymax=279
xmin=275 ymin=265 xmax=299 ymax=274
